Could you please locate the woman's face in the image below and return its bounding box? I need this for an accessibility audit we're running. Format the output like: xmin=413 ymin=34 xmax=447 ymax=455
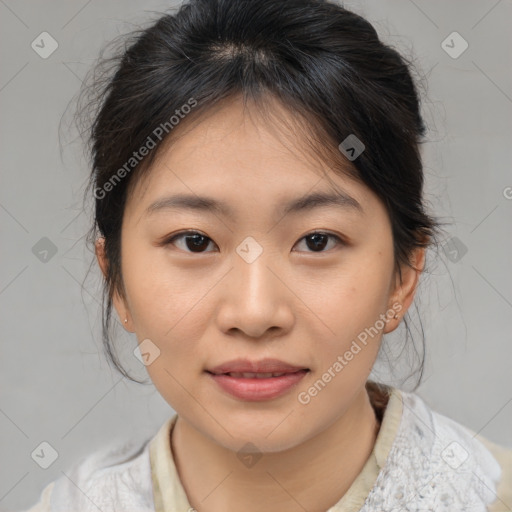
xmin=98 ymin=97 xmax=416 ymax=453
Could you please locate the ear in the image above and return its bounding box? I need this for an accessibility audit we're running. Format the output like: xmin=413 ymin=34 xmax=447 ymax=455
xmin=383 ymin=246 xmax=426 ymax=334
xmin=95 ymin=237 xmax=134 ymax=332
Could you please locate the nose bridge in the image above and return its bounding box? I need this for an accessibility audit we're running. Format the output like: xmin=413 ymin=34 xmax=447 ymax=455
xmin=233 ymin=235 xmax=280 ymax=305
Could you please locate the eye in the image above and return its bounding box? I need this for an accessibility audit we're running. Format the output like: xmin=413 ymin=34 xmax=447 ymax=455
xmin=164 ymin=230 xmax=217 ymax=253
xmin=162 ymin=230 xmax=344 ymax=254
xmin=293 ymin=231 xmax=344 ymax=253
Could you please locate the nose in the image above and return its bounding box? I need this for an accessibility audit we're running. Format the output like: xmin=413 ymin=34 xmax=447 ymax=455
xmin=215 ymin=243 xmax=294 ymax=339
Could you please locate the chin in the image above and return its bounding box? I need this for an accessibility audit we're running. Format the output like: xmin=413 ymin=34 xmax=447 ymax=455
xmin=203 ymin=415 xmax=310 ymax=454
xmin=222 ymin=431 xmax=304 ymax=455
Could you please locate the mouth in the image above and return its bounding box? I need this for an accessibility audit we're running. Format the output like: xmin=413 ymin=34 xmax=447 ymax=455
xmin=205 ymin=368 xmax=310 ymax=401
xmin=206 ymin=357 xmax=310 ymax=375
xmin=206 ymin=370 xmax=309 ymax=378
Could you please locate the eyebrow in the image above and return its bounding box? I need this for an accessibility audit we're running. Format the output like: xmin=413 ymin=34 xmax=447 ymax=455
xmin=144 ymin=190 xmax=363 ymax=219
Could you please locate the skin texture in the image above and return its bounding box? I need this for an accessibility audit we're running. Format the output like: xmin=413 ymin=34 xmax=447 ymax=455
xmin=96 ymin=96 xmax=425 ymax=512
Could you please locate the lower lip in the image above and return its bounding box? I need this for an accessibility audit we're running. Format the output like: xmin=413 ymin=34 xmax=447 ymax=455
xmin=207 ymin=370 xmax=309 ymax=401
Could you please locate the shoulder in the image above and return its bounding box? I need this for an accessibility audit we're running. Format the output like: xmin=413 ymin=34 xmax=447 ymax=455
xmin=464 ymin=428 xmax=512 ymax=511
xmin=23 ymin=481 xmax=55 ymax=512
xmin=403 ymin=390 xmax=512 ymax=511
xmin=362 ymin=388 xmax=511 ymax=511
xmin=22 ymin=434 xmax=156 ymax=512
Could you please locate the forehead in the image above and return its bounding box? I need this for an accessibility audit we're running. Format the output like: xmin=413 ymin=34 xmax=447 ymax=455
xmin=125 ymin=97 xmax=380 ymax=222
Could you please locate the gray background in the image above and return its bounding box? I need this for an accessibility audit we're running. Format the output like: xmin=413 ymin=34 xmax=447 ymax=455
xmin=1 ymin=0 xmax=511 ymax=510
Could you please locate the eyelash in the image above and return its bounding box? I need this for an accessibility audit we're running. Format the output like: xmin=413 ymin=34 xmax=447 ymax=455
xmin=162 ymin=230 xmax=345 ymax=254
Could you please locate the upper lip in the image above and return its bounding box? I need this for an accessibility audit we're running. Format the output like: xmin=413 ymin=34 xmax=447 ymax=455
xmin=207 ymin=358 xmax=309 ymax=375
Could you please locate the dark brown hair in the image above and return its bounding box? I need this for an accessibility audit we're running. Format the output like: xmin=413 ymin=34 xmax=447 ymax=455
xmin=74 ymin=0 xmax=446 ymax=388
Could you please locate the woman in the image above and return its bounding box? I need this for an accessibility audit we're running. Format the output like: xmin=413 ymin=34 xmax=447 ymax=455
xmin=25 ymin=0 xmax=511 ymax=510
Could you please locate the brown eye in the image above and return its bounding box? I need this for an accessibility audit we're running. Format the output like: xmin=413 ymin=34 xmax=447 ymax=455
xmin=294 ymin=232 xmax=343 ymax=253
xmin=165 ymin=231 xmax=216 ymax=253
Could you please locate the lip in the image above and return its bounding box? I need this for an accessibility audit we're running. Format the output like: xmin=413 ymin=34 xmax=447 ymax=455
xmin=205 ymin=358 xmax=310 ymax=402
xmin=207 ymin=370 xmax=309 ymax=401
xmin=207 ymin=358 xmax=309 ymax=375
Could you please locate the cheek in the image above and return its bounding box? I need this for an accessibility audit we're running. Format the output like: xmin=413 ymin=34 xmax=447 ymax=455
xmin=299 ymin=254 xmax=393 ymax=399
xmin=120 ymin=244 xmax=213 ymax=404
xmin=294 ymin=266 xmax=389 ymax=415
xmin=121 ymin=242 xmax=209 ymax=336
xmin=306 ymin=249 xmax=393 ymax=339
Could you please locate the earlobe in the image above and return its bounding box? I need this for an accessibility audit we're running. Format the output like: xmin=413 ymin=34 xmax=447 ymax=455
xmin=113 ymin=291 xmax=133 ymax=332
xmin=384 ymin=247 xmax=426 ymax=334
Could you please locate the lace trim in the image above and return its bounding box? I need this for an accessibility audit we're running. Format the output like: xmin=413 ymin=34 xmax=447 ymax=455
xmin=359 ymin=391 xmax=502 ymax=511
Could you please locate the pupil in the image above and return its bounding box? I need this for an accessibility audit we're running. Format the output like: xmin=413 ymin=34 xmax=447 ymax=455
xmin=307 ymin=233 xmax=327 ymax=251
xmin=186 ymin=234 xmax=209 ymax=252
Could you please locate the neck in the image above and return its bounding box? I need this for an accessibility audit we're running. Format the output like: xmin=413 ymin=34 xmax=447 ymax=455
xmin=171 ymin=385 xmax=382 ymax=512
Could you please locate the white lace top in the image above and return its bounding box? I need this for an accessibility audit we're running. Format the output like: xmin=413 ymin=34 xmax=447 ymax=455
xmin=23 ymin=387 xmax=512 ymax=512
